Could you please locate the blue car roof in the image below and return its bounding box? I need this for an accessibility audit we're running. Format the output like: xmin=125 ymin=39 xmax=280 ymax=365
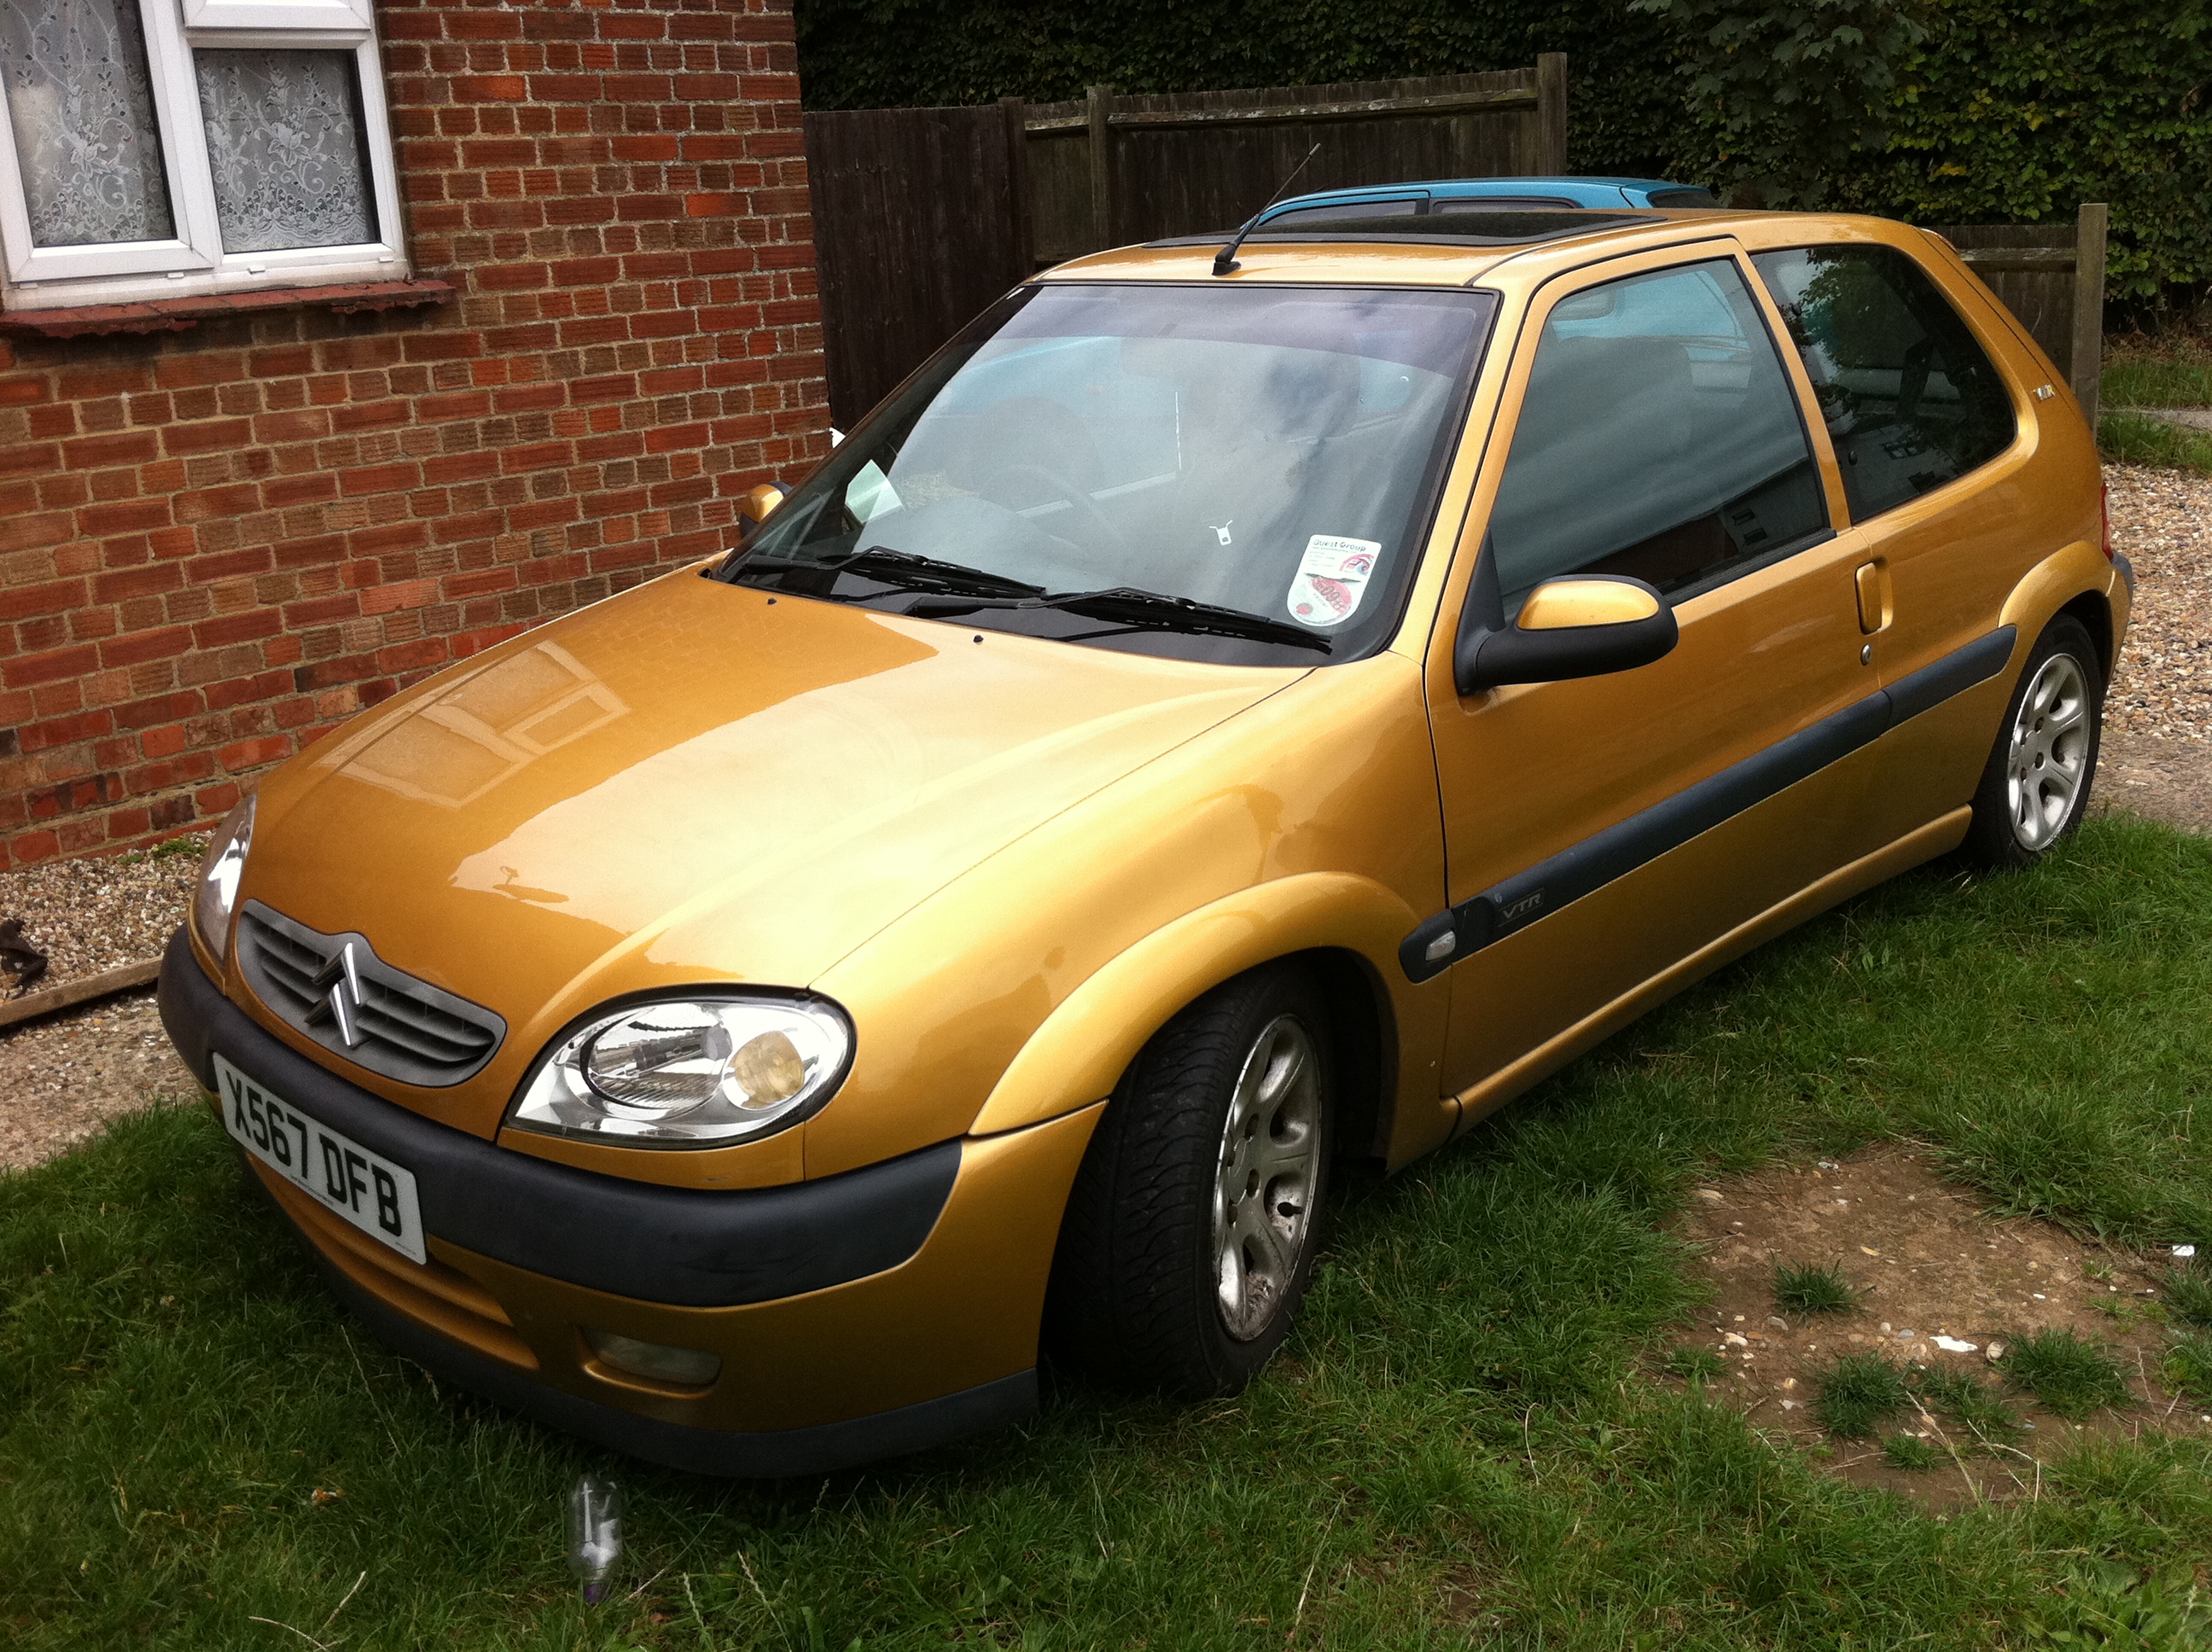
xmin=1258 ymin=176 xmax=1711 ymax=220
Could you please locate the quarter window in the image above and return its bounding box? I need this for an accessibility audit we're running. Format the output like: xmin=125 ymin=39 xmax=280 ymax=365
xmin=1751 ymin=244 xmax=2017 ymax=522
xmin=0 ymin=0 xmax=403 ymax=306
xmin=1487 ymin=258 xmax=1828 ymax=606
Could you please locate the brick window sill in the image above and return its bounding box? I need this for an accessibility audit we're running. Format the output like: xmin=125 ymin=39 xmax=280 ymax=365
xmin=0 ymin=278 xmax=457 ymax=340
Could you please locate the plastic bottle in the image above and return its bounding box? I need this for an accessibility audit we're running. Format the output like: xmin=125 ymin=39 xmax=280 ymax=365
xmin=567 ymin=1475 xmax=622 ymax=1603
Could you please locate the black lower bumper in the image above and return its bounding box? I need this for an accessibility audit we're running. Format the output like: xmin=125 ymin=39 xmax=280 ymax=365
xmin=157 ymin=928 xmax=958 ymax=1307
xmin=162 ymin=926 xmax=1035 ymax=1475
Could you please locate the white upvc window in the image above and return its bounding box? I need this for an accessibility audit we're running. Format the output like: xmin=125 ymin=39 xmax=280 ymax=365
xmin=0 ymin=0 xmax=405 ymax=309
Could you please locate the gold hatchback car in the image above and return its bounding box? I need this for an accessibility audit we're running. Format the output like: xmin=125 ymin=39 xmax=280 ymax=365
xmin=160 ymin=204 xmax=2129 ymax=1475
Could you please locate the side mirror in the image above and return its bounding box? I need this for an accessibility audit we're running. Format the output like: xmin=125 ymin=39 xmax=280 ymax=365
xmin=739 ymin=481 xmax=791 ymax=532
xmin=1455 ymin=567 xmax=1679 ymax=694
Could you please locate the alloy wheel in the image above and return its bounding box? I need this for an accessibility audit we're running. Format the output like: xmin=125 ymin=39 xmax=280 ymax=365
xmin=2006 ymin=651 xmax=2093 ymax=852
xmin=1211 ymin=1014 xmax=1322 ymax=1341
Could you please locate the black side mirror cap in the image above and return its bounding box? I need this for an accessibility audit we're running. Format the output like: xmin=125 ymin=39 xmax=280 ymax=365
xmin=1453 ymin=553 xmax=1679 ymax=694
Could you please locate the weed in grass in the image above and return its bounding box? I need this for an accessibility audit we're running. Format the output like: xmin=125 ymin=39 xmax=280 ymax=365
xmin=2025 ymin=1562 xmax=2212 ymax=1649
xmin=2001 ymin=1329 xmax=2131 ymax=1419
xmin=2163 ymin=1265 xmax=2212 ymax=1328
xmin=2082 ymin=1259 xmax=2116 ymax=1285
xmin=1773 ymin=1259 xmax=1854 ymax=1315
xmin=1664 ymin=1346 xmax=1726 ymax=1383
xmin=1911 ymin=1366 xmax=2027 ymax=1448
xmin=1816 ymin=1352 xmax=1909 ymax=1438
xmin=1881 ymin=1434 xmax=1943 ymax=1471
xmin=2161 ymin=1332 xmax=2212 ymax=1403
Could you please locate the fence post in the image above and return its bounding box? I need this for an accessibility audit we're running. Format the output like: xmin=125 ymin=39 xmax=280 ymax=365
xmin=1086 ymin=84 xmax=1117 ymax=250
xmin=1000 ymin=96 xmax=1034 ymax=281
xmin=2072 ymin=201 xmax=2108 ymax=430
xmin=1535 ymin=52 xmax=1569 ymax=175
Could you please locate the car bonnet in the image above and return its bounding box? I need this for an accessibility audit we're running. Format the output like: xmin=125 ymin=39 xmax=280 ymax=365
xmin=236 ymin=567 xmax=1296 ymax=1137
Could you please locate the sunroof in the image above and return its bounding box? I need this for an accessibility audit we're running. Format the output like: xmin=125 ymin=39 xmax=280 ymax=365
xmin=1147 ymin=210 xmax=1646 ymax=250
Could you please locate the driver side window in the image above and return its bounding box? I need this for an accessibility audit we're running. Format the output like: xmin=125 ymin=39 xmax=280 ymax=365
xmin=1487 ymin=259 xmax=1830 ymax=608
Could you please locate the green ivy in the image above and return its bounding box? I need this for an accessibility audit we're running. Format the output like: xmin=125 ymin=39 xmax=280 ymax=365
xmin=791 ymin=0 xmax=2212 ymax=299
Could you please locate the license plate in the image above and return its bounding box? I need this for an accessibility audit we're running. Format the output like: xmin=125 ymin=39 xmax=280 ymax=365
xmin=214 ymin=1055 xmax=427 ymax=1265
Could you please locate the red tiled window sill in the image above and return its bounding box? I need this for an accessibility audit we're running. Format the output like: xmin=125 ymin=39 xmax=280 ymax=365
xmin=0 ymin=278 xmax=457 ymax=339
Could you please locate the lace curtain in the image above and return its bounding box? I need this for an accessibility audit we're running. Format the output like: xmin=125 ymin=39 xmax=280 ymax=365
xmin=0 ymin=0 xmax=176 ymax=247
xmin=196 ymin=49 xmax=373 ymax=253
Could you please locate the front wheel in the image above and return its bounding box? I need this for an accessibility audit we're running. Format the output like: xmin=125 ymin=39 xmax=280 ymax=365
xmin=1960 ymin=614 xmax=2104 ymax=870
xmin=1045 ymin=963 xmax=1335 ymax=1398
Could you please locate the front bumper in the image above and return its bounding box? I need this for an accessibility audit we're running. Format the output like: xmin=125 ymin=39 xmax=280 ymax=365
xmin=158 ymin=928 xmax=1102 ymax=1475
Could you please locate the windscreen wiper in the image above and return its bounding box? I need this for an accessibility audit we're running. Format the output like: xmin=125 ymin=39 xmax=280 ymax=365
xmin=906 ymin=585 xmax=1332 ymax=654
xmin=733 ymin=547 xmax=1045 ymax=600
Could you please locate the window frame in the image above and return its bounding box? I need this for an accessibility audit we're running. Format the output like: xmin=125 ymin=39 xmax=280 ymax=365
xmin=0 ymin=0 xmax=405 ymax=307
xmin=1480 ymin=245 xmax=1837 ymax=613
xmin=1748 ymin=240 xmax=2024 ymax=529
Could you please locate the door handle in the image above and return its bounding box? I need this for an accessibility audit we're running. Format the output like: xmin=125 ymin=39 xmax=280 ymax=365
xmin=1854 ymin=561 xmax=1889 ymax=634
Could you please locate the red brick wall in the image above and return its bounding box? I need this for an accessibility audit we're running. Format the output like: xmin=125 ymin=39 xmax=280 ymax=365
xmin=0 ymin=0 xmax=828 ymax=870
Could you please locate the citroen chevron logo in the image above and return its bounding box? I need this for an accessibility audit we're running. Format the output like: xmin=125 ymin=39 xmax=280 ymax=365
xmin=301 ymin=941 xmax=369 ymax=1048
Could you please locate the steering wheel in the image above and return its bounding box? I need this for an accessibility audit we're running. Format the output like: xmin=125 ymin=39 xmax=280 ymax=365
xmin=980 ymin=461 xmax=1127 ymax=556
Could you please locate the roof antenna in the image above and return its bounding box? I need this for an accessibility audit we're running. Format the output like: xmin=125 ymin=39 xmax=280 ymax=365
xmin=1212 ymin=143 xmax=1322 ymax=277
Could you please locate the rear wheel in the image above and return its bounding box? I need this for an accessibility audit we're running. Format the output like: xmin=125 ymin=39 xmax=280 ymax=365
xmin=1045 ymin=963 xmax=1335 ymax=1397
xmin=1960 ymin=614 xmax=2103 ymax=869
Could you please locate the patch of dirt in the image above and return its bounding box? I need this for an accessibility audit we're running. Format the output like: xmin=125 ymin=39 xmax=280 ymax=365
xmin=1671 ymin=1147 xmax=2203 ymax=1509
xmin=2093 ymin=728 xmax=2212 ymax=835
xmin=0 ymin=990 xmax=201 ymax=1172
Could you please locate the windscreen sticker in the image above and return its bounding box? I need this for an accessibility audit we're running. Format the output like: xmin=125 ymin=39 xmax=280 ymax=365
xmin=1286 ymin=536 xmax=1382 ymax=627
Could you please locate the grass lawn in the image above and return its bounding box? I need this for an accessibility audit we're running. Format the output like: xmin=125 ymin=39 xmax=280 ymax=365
xmin=9 ymin=817 xmax=2212 ymax=1649
xmin=2101 ymin=333 xmax=2212 ymax=474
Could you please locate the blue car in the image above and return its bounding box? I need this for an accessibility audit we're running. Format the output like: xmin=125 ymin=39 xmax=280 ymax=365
xmin=1255 ymin=176 xmax=1719 ymax=227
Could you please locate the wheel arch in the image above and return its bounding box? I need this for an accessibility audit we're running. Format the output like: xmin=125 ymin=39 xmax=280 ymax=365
xmin=968 ymin=873 xmax=1434 ymax=1164
xmin=1999 ymin=540 xmax=2122 ymax=684
xmin=2058 ymin=587 xmax=2114 ymax=681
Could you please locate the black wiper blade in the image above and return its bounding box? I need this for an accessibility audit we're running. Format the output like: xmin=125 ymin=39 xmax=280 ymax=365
xmin=909 ymin=585 xmax=1331 ymax=654
xmin=734 ymin=546 xmax=1044 ymax=600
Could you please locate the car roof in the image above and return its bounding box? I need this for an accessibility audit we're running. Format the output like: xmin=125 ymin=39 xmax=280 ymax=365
xmin=1256 ymin=177 xmax=1711 ymax=218
xmin=1034 ymin=207 xmax=1912 ymax=291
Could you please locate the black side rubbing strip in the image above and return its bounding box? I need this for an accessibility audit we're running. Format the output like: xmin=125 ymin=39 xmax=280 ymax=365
xmin=1401 ymin=625 xmax=2017 ymax=981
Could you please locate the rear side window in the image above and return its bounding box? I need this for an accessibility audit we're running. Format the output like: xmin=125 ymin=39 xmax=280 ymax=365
xmin=1487 ymin=259 xmax=1828 ymax=606
xmin=1751 ymin=244 xmax=2017 ymax=522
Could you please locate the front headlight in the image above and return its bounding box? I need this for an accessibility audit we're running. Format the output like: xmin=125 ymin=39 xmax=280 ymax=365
xmin=191 ymin=797 xmax=255 ymax=960
xmin=509 ymin=996 xmax=853 ymax=1148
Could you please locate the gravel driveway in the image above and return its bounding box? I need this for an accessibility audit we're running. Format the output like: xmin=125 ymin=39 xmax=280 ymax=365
xmin=2098 ymin=464 xmax=2212 ymax=831
xmin=3 ymin=463 xmax=2209 ymax=1172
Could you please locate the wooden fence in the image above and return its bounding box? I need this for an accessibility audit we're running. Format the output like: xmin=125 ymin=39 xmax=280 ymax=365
xmin=1929 ymin=203 xmax=2109 ymax=427
xmin=803 ymin=57 xmax=1569 ymax=425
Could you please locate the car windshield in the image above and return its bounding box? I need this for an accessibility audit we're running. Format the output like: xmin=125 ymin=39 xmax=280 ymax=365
xmin=723 ymin=282 xmax=1496 ymax=664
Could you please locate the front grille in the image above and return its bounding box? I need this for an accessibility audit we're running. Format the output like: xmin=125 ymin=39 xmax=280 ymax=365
xmin=236 ymin=901 xmax=506 ymax=1087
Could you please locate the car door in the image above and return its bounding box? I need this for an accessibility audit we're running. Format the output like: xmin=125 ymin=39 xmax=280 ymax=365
xmin=1749 ymin=241 xmax=2062 ymax=858
xmin=1422 ymin=242 xmax=1877 ymax=1113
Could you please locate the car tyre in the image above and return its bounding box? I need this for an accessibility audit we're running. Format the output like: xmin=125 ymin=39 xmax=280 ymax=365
xmin=1045 ymin=963 xmax=1336 ymax=1398
xmin=1960 ymin=614 xmax=2104 ymax=870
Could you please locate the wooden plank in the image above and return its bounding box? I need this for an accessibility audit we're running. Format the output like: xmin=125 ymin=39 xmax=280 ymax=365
xmin=1024 ymin=86 xmax=1540 ymax=132
xmin=1959 ymin=248 xmax=2076 ymax=271
xmin=1000 ymin=96 xmax=1034 ymax=280
xmin=1535 ymin=52 xmax=1569 ymax=174
xmin=1086 ymin=85 xmax=1116 ymax=248
xmin=2072 ymin=202 xmax=2109 ymax=427
xmin=0 ymin=958 xmax=162 ymax=1031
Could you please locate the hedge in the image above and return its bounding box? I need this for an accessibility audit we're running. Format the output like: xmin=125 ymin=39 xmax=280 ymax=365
xmin=791 ymin=0 xmax=2212 ymax=300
